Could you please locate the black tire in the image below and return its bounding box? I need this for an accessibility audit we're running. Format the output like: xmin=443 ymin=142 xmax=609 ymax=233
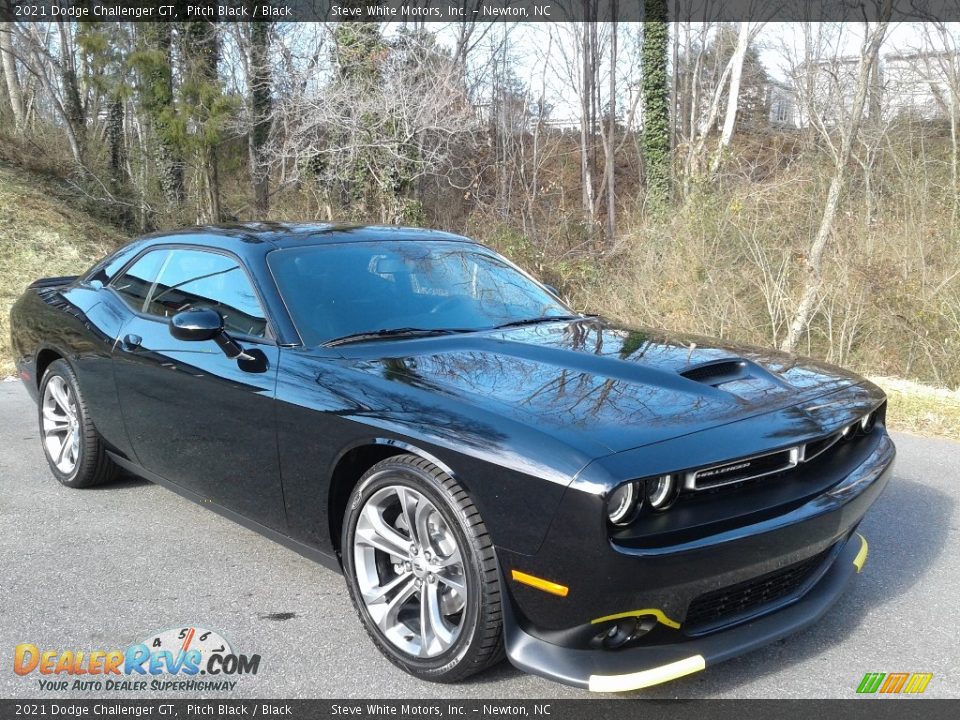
xmin=38 ymin=359 xmax=118 ymax=488
xmin=341 ymin=454 xmax=504 ymax=682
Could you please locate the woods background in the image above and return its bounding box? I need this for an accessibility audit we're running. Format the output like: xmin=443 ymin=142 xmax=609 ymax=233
xmin=2 ymin=2 xmax=960 ymax=418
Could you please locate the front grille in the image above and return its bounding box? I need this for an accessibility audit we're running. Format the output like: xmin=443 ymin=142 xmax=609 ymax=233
xmin=684 ymin=546 xmax=833 ymax=632
xmin=683 ymin=416 xmax=876 ymax=494
xmin=686 ymin=447 xmax=799 ymax=490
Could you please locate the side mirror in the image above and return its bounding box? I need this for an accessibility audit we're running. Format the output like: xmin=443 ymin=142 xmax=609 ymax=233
xmin=169 ymin=307 xmax=254 ymax=364
xmin=169 ymin=307 xmax=224 ymax=342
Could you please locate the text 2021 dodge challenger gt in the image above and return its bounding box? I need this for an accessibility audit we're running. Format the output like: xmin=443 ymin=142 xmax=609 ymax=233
xmin=9 ymin=224 xmax=894 ymax=691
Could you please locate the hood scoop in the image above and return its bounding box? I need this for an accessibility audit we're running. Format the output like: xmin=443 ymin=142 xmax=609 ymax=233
xmin=680 ymin=358 xmax=792 ymax=391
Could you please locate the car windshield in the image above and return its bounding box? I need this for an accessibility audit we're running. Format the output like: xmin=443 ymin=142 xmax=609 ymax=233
xmin=268 ymin=241 xmax=574 ymax=346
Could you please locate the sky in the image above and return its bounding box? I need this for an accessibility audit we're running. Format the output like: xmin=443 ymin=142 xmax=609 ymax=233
xmin=409 ymin=21 xmax=959 ymax=123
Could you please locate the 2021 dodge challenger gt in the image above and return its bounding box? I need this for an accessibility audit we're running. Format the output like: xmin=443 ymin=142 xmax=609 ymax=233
xmin=9 ymin=224 xmax=894 ymax=692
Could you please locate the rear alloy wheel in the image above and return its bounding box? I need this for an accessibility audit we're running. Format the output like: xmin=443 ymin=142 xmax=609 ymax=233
xmin=38 ymin=359 xmax=117 ymax=488
xmin=342 ymin=454 xmax=503 ymax=682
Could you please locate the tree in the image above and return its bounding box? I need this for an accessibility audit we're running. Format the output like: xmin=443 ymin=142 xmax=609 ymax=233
xmin=711 ymin=22 xmax=755 ymax=174
xmin=132 ymin=23 xmax=185 ymax=206
xmin=55 ymin=21 xmax=85 ymax=158
xmin=272 ymin=23 xmax=477 ymax=224
xmin=76 ymin=22 xmax=133 ymax=196
xmin=0 ymin=19 xmax=25 ymax=129
xmin=237 ymin=15 xmax=273 ymax=219
xmin=675 ymin=23 xmax=766 ymax=187
xmin=13 ymin=23 xmax=85 ymax=163
xmin=641 ymin=0 xmax=671 ymax=211
xmin=781 ymin=14 xmax=893 ymax=353
xmin=602 ymin=6 xmax=618 ymax=245
xmin=179 ymin=15 xmax=232 ymax=223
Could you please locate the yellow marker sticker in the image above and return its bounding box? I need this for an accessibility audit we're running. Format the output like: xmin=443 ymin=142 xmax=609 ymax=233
xmin=853 ymin=533 xmax=869 ymax=573
xmin=590 ymin=608 xmax=681 ymax=630
xmin=511 ymin=569 xmax=569 ymax=597
xmin=588 ymin=654 xmax=706 ymax=693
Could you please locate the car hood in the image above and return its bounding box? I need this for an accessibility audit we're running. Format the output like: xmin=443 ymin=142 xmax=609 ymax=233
xmin=329 ymin=318 xmax=872 ymax=456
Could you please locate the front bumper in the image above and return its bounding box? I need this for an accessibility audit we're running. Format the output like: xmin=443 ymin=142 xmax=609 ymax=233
xmin=505 ymin=531 xmax=867 ymax=692
xmin=500 ymin=432 xmax=894 ymax=692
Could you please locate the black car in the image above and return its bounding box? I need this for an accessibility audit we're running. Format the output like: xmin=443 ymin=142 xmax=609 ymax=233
xmin=9 ymin=224 xmax=894 ymax=691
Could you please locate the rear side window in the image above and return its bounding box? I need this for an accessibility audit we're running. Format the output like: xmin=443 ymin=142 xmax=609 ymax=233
xmin=146 ymin=249 xmax=268 ymax=339
xmin=84 ymin=242 xmax=147 ymax=287
xmin=111 ymin=249 xmax=169 ymax=312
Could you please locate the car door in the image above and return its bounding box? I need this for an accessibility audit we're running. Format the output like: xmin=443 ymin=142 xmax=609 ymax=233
xmin=109 ymin=246 xmax=286 ymax=531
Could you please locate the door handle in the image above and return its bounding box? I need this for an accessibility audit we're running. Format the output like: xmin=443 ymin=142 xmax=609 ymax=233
xmin=121 ymin=333 xmax=142 ymax=351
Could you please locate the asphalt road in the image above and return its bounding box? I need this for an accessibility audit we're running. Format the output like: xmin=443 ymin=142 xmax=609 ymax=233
xmin=0 ymin=379 xmax=957 ymax=700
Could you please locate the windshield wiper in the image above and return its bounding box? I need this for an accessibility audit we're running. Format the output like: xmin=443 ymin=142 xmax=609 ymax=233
xmin=490 ymin=315 xmax=583 ymax=330
xmin=322 ymin=327 xmax=471 ymax=348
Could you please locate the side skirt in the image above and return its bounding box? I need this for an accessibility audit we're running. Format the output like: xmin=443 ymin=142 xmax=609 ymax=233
xmin=107 ymin=452 xmax=343 ymax=574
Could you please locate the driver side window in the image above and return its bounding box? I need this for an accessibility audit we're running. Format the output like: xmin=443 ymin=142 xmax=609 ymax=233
xmin=114 ymin=248 xmax=268 ymax=339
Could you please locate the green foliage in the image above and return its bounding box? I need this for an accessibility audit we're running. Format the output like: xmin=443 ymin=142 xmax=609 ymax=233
xmin=641 ymin=0 xmax=671 ymax=213
xmin=333 ymin=21 xmax=385 ymax=83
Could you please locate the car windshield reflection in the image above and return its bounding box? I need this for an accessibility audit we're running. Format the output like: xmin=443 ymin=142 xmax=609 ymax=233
xmin=268 ymin=241 xmax=575 ymax=346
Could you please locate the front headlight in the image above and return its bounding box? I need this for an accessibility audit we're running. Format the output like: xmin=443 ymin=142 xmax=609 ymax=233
xmin=607 ymin=482 xmax=640 ymax=525
xmin=645 ymin=474 xmax=678 ymax=510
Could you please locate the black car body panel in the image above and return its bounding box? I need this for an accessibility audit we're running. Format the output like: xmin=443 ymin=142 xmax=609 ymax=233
xmin=9 ymin=223 xmax=895 ymax=691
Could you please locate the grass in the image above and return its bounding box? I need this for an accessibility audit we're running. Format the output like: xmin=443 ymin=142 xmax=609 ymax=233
xmin=0 ymin=162 xmax=124 ymax=377
xmin=870 ymin=377 xmax=960 ymax=441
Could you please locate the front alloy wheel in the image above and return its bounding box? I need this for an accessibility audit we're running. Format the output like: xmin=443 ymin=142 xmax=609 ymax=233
xmin=342 ymin=455 xmax=503 ymax=682
xmin=353 ymin=485 xmax=467 ymax=657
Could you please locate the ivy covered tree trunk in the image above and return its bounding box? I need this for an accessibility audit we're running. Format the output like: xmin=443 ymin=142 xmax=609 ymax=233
xmin=247 ymin=20 xmax=272 ymax=220
xmin=135 ymin=23 xmax=185 ymax=206
xmin=107 ymin=97 xmax=126 ymax=193
xmin=332 ymin=19 xmax=384 ymax=219
xmin=641 ymin=0 xmax=671 ymax=212
xmin=182 ymin=15 xmax=225 ymax=224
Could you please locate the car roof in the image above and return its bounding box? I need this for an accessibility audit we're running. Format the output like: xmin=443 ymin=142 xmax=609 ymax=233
xmin=137 ymin=223 xmax=478 ymax=251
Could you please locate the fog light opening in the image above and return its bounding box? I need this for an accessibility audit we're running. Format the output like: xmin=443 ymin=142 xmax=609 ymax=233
xmin=597 ymin=616 xmax=657 ymax=649
xmin=860 ymin=411 xmax=876 ymax=434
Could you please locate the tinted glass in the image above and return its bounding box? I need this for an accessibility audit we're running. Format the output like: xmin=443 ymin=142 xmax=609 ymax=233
xmin=112 ymin=249 xmax=169 ymax=312
xmin=146 ymin=249 xmax=268 ymax=338
xmin=268 ymin=241 xmax=570 ymax=346
xmin=85 ymin=242 xmax=147 ymax=287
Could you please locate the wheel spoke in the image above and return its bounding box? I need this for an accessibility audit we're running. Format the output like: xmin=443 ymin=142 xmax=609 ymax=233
xmin=44 ymin=419 xmax=70 ymax=436
xmin=419 ymin=581 xmax=454 ymax=656
xmin=361 ymin=570 xmax=413 ymax=604
xmin=56 ymin=433 xmax=71 ymax=465
xmin=434 ymin=546 xmax=462 ymax=569
xmin=43 ymin=406 xmax=67 ymax=423
xmin=356 ymin=505 xmax=412 ymax=558
xmin=414 ymin=499 xmax=436 ymax=554
xmin=371 ymin=576 xmax=417 ymax=634
xmin=436 ymin=570 xmax=465 ymax=594
xmin=50 ymin=380 xmax=72 ymax=415
xmin=395 ymin=487 xmax=419 ymax=545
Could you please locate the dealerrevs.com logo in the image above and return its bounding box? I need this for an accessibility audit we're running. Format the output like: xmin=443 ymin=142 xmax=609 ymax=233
xmin=13 ymin=627 xmax=261 ymax=692
xmin=856 ymin=672 xmax=934 ymax=695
